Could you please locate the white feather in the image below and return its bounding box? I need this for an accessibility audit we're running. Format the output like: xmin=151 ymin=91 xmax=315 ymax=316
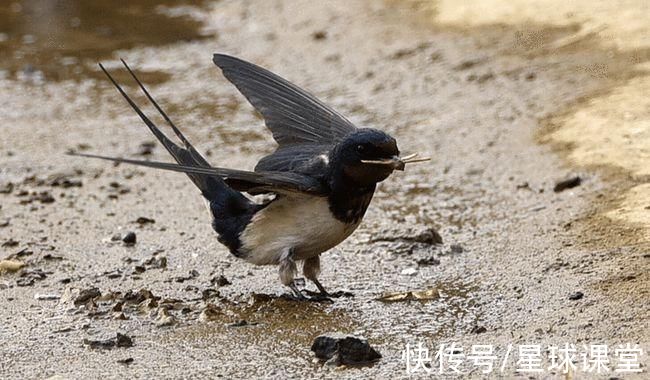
xmin=239 ymin=195 xmax=359 ymax=265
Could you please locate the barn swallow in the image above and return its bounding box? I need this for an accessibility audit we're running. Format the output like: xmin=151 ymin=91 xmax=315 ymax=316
xmin=70 ymin=54 xmax=428 ymax=301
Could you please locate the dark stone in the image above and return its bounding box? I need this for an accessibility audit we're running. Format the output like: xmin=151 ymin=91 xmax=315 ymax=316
xmin=312 ymin=30 xmax=327 ymax=40
xmin=416 ymin=257 xmax=441 ymax=266
xmin=83 ymin=337 xmax=116 ymax=349
xmin=124 ymin=288 xmax=158 ymax=304
xmin=117 ymin=358 xmax=134 ymax=365
xmin=75 ymin=288 xmax=102 ymax=306
xmin=554 ymin=176 xmax=582 ymax=192
xmin=137 ymin=141 xmax=156 ymax=155
xmin=115 ymin=332 xmax=133 ymax=348
xmin=211 ymin=275 xmax=231 ymax=287
xmin=471 ymin=325 xmax=487 ymax=334
xmin=84 ymin=333 xmax=132 ymax=350
xmin=450 ymin=244 xmax=464 ymax=254
xmin=173 ymin=270 xmax=199 ymax=283
xmin=413 ymin=228 xmax=443 ymax=245
xmin=2 ymin=239 xmax=19 ymax=248
xmin=311 ymin=333 xmax=381 ymax=366
xmin=228 ymin=319 xmax=257 ymax=327
xmin=135 ymin=217 xmax=155 ymax=225
xmin=122 ymin=232 xmax=136 ymax=245
xmin=569 ymin=291 xmax=584 ymax=300
xmin=0 ymin=182 xmax=14 ymax=194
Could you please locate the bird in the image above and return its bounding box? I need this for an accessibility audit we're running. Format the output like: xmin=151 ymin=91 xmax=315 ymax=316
xmin=70 ymin=54 xmax=429 ymax=301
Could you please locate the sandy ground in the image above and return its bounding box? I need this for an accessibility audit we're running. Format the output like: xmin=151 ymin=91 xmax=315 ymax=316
xmin=0 ymin=0 xmax=648 ymax=378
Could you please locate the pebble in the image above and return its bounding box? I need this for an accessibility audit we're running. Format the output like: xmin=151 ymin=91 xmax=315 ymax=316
xmin=554 ymin=176 xmax=582 ymax=192
xmin=311 ymin=333 xmax=381 ymax=366
xmin=34 ymin=293 xmax=61 ymax=301
xmin=122 ymin=232 xmax=136 ymax=246
xmin=569 ymin=291 xmax=584 ymax=300
xmin=401 ymin=267 xmax=418 ymax=276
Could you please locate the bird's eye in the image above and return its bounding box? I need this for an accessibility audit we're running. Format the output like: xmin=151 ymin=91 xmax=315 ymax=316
xmin=356 ymin=144 xmax=365 ymax=153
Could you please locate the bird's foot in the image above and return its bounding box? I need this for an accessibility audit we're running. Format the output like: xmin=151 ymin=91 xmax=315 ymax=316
xmin=307 ymin=278 xmax=354 ymax=299
xmin=304 ymin=289 xmax=353 ymax=299
xmin=286 ymin=282 xmax=334 ymax=303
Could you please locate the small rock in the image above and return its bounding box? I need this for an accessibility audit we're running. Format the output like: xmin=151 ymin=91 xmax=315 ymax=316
xmin=201 ymin=288 xmax=219 ymax=301
xmin=83 ymin=337 xmax=115 ymax=350
xmin=115 ymin=332 xmax=133 ymax=348
xmin=173 ymin=270 xmax=199 ymax=283
xmin=117 ymin=358 xmax=134 ymax=365
xmin=143 ymin=256 xmax=167 ymax=269
xmin=2 ymin=238 xmax=19 ymax=248
xmin=554 ymin=176 xmax=581 ymax=193
xmin=122 ymin=232 xmax=136 ymax=246
xmin=211 ymin=275 xmax=231 ymax=287
xmin=311 ymin=333 xmax=381 ymax=366
xmin=74 ymin=287 xmax=101 ymax=306
xmin=412 ymin=228 xmax=443 ymax=245
xmin=35 ymin=191 xmax=55 ymax=204
xmin=83 ymin=332 xmax=132 ymax=349
xmin=17 ymin=268 xmax=47 ymax=286
xmin=0 ymin=182 xmax=14 ymax=194
xmin=0 ymin=259 xmax=25 ymax=273
xmin=48 ymin=174 xmax=82 ymax=188
xmin=228 ymin=319 xmax=256 ymax=327
xmin=35 ymin=293 xmax=60 ymax=301
xmin=124 ymin=288 xmax=158 ymax=304
xmin=137 ymin=141 xmax=156 ymax=155
xmin=135 ymin=217 xmax=155 ymax=225
xmin=199 ymin=304 xmax=223 ymax=322
xmin=312 ymin=30 xmax=327 ymax=40
xmin=43 ymin=254 xmax=64 ymax=261
xmin=155 ymin=308 xmax=176 ymax=327
xmin=471 ymin=325 xmax=487 ymax=334
xmin=401 ymin=267 xmax=418 ymax=276
xmin=450 ymin=244 xmax=464 ymax=254
xmin=14 ymin=248 xmax=33 ymax=257
xmin=416 ymin=257 xmax=440 ymax=266
xmin=569 ymin=291 xmax=584 ymax=300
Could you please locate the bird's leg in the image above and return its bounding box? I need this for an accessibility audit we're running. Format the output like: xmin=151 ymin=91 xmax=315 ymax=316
xmin=279 ymin=249 xmax=308 ymax=301
xmin=303 ymin=256 xmax=332 ymax=300
xmin=288 ymin=281 xmax=308 ymax=301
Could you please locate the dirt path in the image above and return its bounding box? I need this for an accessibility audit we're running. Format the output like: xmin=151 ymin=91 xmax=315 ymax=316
xmin=0 ymin=0 xmax=647 ymax=378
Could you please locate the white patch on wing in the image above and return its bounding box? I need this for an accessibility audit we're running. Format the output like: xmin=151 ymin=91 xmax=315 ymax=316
xmin=239 ymin=195 xmax=360 ymax=265
xmin=319 ymin=154 xmax=329 ymax=165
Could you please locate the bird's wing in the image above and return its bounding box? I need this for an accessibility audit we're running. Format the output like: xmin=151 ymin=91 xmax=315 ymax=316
xmin=254 ymin=144 xmax=332 ymax=173
xmin=212 ymin=54 xmax=357 ymax=147
xmin=68 ymin=153 xmax=328 ymax=196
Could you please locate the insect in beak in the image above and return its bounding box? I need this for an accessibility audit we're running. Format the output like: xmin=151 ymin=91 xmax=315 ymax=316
xmin=361 ymin=153 xmax=430 ymax=171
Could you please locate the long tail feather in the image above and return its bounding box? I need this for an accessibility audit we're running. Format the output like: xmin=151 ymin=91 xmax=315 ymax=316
xmin=118 ymin=59 xmax=210 ymax=168
xmin=98 ymin=61 xmax=219 ymax=197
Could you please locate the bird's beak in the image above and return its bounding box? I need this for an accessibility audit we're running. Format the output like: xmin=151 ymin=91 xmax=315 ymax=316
xmin=360 ymin=152 xmax=430 ymax=170
xmin=360 ymin=156 xmax=405 ymax=171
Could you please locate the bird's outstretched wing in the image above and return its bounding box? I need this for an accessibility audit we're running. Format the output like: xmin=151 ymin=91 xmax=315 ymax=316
xmin=73 ymin=60 xmax=327 ymax=197
xmin=69 ymin=153 xmax=328 ymax=196
xmin=212 ymin=54 xmax=357 ymax=148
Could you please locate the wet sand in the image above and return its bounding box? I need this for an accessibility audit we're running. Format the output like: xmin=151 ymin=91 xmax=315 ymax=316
xmin=0 ymin=0 xmax=648 ymax=378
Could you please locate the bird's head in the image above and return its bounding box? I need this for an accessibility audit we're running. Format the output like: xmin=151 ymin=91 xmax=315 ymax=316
xmin=330 ymin=128 xmax=405 ymax=187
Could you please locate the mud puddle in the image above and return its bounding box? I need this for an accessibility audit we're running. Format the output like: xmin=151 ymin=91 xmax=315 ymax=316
xmin=0 ymin=0 xmax=213 ymax=82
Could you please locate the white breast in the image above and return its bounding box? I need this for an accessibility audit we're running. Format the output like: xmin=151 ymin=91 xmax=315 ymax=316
xmin=239 ymin=195 xmax=360 ymax=265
